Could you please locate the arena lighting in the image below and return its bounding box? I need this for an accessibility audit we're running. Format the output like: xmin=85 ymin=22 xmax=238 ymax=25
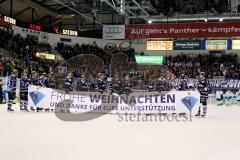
xmin=141 ymin=15 xmax=240 ymax=22
xmin=219 ymin=18 xmax=223 ymax=22
xmin=36 ymin=52 xmax=56 ymax=60
xmin=120 ymin=0 xmax=124 ymax=13
xmin=54 ymin=0 xmax=103 ymax=25
xmin=148 ymin=20 xmax=152 ymax=24
xmin=56 ymin=14 xmax=75 ymax=19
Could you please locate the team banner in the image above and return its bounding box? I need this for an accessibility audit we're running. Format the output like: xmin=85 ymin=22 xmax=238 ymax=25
xmin=206 ymin=40 xmax=228 ymax=50
xmin=28 ymin=86 xmax=200 ymax=114
xmin=232 ymin=40 xmax=240 ymax=50
xmin=103 ymin=25 xmax=125 ymax=40
xmin=172 ymin=79 xmax=240 ymax=89
xmin=173 ymin=40 xmax=202 ymax=50
xmin=208 ymin=79 xmax=240 ymax=89
xmin=146 ymin=41 xmax=173 ymax=50
xmin=126 ymin=22 xmax=240 ymax=39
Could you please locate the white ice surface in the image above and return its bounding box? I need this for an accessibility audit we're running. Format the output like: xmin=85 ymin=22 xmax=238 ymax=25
xmin=0 ymin=103 xmax=240 ymax=160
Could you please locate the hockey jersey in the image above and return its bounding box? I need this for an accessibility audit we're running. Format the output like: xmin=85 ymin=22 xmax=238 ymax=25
xmin=78 ymin=80 xmax=88 ymax=89
xmin=20 ymin=77 xmax=29 ymax=92
xmin=64 ymin=77 xmax=74 ymax=86
xmin=7 ymin=74 xmax=17 ymax=92
xmin=147 ymin=82 xmax=156 ymax=91
xmin=95 ymin=80 xmax=106 ymax=90
xmin=176 ymin=79 xmax=188 ymax=91
xmin=48 ymin=78 xmax=56 ymax=88
xmin=197 ymin=79 xmax=209 ymax=103
xmin=29 ymin=77 xmax=38 ymax=85
xmin=39 ymin=76 xmax=49 ymax=87
xmin=106 ymin=81 xmax=114 ymax=91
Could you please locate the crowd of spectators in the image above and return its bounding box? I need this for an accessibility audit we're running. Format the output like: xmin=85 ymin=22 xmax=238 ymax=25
xmin=56 ymin=42 xmax=135 ymax=65
xmin=0 ymin=28 xmax=51 ymax=53
xmin=55 ymin=41 xmax=137 ymax=78
xmin=0 ymin=28 xmax=55 ymax=77
xmin=166 ymin=53 xmax=240 ymax=79
xmin=0 ymin=28 xmax=136 ymax=79
xmin=2 ymin=28 xmax=240 ymax=80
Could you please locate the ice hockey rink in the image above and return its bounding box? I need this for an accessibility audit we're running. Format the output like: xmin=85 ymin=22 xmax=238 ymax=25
xmin=0 ymin=103 xmax=240 ymax=160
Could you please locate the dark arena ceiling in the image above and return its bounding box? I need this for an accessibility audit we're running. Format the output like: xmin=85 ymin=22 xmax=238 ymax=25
xmin=0 ymin=0 xmax=239 ymax=36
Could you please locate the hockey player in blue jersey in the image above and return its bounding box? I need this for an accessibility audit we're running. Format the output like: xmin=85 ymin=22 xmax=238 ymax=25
xmin=88 ymin=74 xmax=96 ymax=91
xmin=39 ymin=73 xmax=49 ymax=87
xmin=123 ymin=75 xmax=132 ymax=95
xmin=29 ymin=71 xmax=38 ymax=86
xmin=176 ymin=74 xmax=188 ymax=91
xmin=195 ymin=72 xmax=209 ymax=118
xmin=20 ymin=71 xmax=29 ymax=112
xmin=7 ymin=70 xmax=18 ymax=112
xmin=64 ymin=72 xmax=74 ymax=92
xmin=147 ymin=77 xmax=156 ymax=92
xmin=77 ymin=75 xmax=88 ymax=91
xmin=48 ymin=73 xmax=56 ymax=88
xmin=95 ymin=73 xmax=106 ymax=94
xmin=106 ymin=77 xmax=114 ymax=94
xmin=28 ymin=71 xmax=38 ymax=111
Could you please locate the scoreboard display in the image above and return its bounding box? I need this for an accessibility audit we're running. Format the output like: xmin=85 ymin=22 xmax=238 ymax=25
xmin=28 ymin=24 xmax=42 ymax=31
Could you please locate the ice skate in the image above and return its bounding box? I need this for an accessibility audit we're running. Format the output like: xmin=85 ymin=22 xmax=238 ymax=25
xmin=195 ymin=110 xmax=201 ymax=117
xmin=23 ymin=108 xmax=29 ymax=112
xmin=7 ymin=107 xmax=14 ymax=112
xmin=30 ymin=107 xmax=35 ymax=111
xmin=36 ymin=107 xmax=42 ymax=112
xmin=195 ymin=113 xmax=201 ymax=117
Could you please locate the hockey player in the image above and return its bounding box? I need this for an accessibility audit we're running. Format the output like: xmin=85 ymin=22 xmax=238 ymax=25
xmin=106 ymin=77 xmax=114 ymax=94
xmin=38 ymin=72 xmax=50 ymax=112
xmin=123 ymin=75 xmax=132 ymax=95
xmin=77 ymin=75 xmax=88 ymax=91
xmin=88 ymin=75 xmax=96 ymax=91
xmin=29 ymin=71 xmax=38 ymax=86
xmin=28 ymin=71 xmax=38 ymax=111
xmin=19 ymin=71 xmax=29 ymax=112
xmin=39 ymin=73 xmax=49 ymax=87
xmin=112 ymin=76 xmax=122 ymax=95
xmin=7 ymin=70 xmax=18 ymax=112
xmin=147 ymin=77 xmax=156 ymax=92
xmin=216 ymin=90 xmax=224 ymax=105
xmin=95 ymin=73 xmax=106 ymax=94
xmin=195 ymin=72 xmax=209 ymax=118
xmin=176 ymin=74 xmax=188 ymax=91
xmin=225 ymin=90 xmax=233 ymax=107
xmin=48 ymin=73 xmax=56 ymax=89
xmin=236 ymin=90 xmax=240 ymax=106
xmin=64 ymin=72 xmax=74 ymax=92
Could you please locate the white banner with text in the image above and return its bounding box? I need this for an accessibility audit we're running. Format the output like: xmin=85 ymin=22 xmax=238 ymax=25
xmin=28 ymin=86 xmax=200 ymax=114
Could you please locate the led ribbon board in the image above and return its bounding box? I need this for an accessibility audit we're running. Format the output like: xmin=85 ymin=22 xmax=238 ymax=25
xmin=135 ymin=55 xmax=163 ymax=65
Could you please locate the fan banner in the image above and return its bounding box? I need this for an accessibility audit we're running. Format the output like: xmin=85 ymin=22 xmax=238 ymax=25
xmin=28 ymin=85 xmax=200 ymax=114
xmin=126 ymin=22 xmax=240 ymax=39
